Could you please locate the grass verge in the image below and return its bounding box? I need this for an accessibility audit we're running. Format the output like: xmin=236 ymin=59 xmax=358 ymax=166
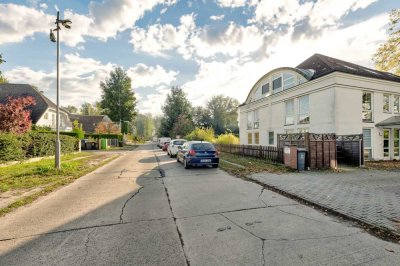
xmin=0 ymin=152 xmax=119 ymax=216
xmin=219 ymin=152 xmax=291 ymax=177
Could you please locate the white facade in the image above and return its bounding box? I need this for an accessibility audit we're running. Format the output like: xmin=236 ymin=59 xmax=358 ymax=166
xmin=239 ymin=68 xmax=400 ymax=161
xmin=36 ymin=108 xmax=72 ymax=131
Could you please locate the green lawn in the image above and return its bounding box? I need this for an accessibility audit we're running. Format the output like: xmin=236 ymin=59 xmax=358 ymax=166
xmin=0 ymin=152 xmax=119 ymax=216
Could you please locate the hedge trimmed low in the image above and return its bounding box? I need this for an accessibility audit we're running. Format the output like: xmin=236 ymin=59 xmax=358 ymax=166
xmin=0 ymin=132 xmax=79 ymax=163
xmin=85 ymin=133 xmax=123 ymax=141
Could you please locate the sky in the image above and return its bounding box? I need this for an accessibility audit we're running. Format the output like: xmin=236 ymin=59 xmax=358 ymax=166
xmin=0 ymin=0 xmax=398 ymax=115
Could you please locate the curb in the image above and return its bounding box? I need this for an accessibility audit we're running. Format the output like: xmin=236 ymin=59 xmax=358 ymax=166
xmin=245 ymin=175 xmax=400 ymax=242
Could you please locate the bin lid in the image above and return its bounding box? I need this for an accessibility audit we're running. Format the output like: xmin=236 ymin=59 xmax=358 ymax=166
xmin=297 ymin=148 xmax=307 ymax=152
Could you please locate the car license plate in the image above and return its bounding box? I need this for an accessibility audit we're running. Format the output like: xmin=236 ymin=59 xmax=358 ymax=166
xmin=201 ymin=159 xmax=211 ymax=163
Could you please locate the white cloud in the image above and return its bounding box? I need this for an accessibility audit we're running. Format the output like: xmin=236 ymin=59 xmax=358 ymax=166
xmin=88 ymin=0 xmax=177 ymax=40
xmin=136 ymin=86 xmax=170 ymax=114
xmin=216 ymin=0 xmax=248 ymax=8
xmin=127 ymin=64 xmax=178 ymax=88
xmin=0 ymin=3 xmax=53 ymax=45
xmin=210 ymin=14 xmax=225 ymax=21
xmin=182 ymin=13 xmax=388 ymax=107
xmin=5 ymin=54 xmax=115 ymax=107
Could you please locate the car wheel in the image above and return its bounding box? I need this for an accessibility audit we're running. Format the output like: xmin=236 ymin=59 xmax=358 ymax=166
xmin=212 ymin=164 xmax=218 ymax=168
xmin=184 ymin=159 xmax=190 ymax=169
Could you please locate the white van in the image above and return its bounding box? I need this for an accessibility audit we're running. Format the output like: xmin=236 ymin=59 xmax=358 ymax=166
xmin=158 ymin=137 xmax=171 ymax=148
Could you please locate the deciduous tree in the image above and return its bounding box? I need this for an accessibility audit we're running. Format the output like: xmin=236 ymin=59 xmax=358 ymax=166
xmin=0 ymin=96 xmax=36 ymax=134
xmin=159 ymin=86 xmax=193 ymax=137
xmin=373 ymin=9 xmax=400 ymax=75
xmin=100 ymin=67 xmax=136 ymax=123
xmin=95 ymin=121 xmax=120 ymax=134
xmin=206 ymin=95 xmax=239 ymax=135
xmin=0 ymin=53 xmax=8 ymax=84
xmin=63 ymin=105 xmax=78 ymax=114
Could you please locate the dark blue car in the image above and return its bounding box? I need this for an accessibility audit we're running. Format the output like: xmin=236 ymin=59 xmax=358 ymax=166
xmin=177 ymin=141 xmax=219 ymax=169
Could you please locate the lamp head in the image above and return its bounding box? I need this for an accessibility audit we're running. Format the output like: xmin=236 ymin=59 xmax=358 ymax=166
xmin=49 ymin=29 xmax=56 ymax=42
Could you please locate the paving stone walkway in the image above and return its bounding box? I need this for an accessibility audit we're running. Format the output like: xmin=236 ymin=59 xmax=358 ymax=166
xmin=251 ymin=169 xmax=400 ymax=235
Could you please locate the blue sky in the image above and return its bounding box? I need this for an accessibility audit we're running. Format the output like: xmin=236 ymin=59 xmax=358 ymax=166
xmin=0 ymin=0 xmax=398 ymax=114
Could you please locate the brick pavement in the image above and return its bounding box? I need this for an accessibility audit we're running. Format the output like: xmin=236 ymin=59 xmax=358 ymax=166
xmin=251 ymin=169 xmax=400 ymax=235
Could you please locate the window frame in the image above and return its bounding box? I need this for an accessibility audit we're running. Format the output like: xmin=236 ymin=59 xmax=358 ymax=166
xmin=268 ymin=131 xmax=274 ymax=145
xmin=261 ymin=83 xmax=270 ymax=95
xmin=298 ymin=95 xmax=310 ymax=124
xmin=248 ymin=133 xmax=253 ymax=145
xmin=285 ymin=99 xmax=295 ymax=125
xmin=383 ymin=93 xmax=390 ymax=113
xmin=254 ymin=132 xmax=260 ymax=145
xmin=362 ymin=92 xmax=373 ymax=123
xmin=272 ymin=74 xmax=282 ymax=92
xmin=247 ymin=111 xmax=253 ymax=130
xmin=394 ymin=95 xmax=400 ymax=114
xmin=363 ymin=128 xmax=373 ymax=160
xmin=253 ymin=110 xmax=260 ymax=129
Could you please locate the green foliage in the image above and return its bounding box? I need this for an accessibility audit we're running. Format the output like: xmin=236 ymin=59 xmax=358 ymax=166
xmin=373 ymin=9 xmax=400 ymax=75
xmin=63 ymin=105 xmax=78 ymax=114
xmin=193 ymin=106 xmax=212 ymax=128
xmin=31 ymin=125 xmax=52 ymax=131
xmin=100 ymin=67 xmax=136 ymax=122
xmin=185 ymin=127 xmax=215 ymax=142
xmin=85 ymin=133 xmax=123 ymax=141
xmin=206 ymin=95 xmax=240 ymax=135
xmin=0 ymin=132 xmax=78 ymax=163
xmin=72 ymin=120 xmax=85 ymax=139
xmin=135 ymin=113 xmax=155 ymax=140
xmin=0 ymin=133 xmax=23 ymax=162
xmin=0 ymin=53 xmax=7 ymax=84
xmin=215 ymin=133 xmax=239 ymax=145
xmin=80 ymin=101 xmax=102 ymax=115
xmin=121 ymin=121 xmax=129 ymax=134
xmin=159 ymin=86 xmax=193 ymax=137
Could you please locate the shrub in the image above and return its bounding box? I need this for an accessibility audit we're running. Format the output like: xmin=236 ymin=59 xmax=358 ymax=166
xmin=0 ymin=133 xmax=23 ymax=162
xmin=215 ymin=133 xmax=239 ymax=145
xmin=72 ymin=120 xmax=85 ymax=139
xmin=185 ymin=128 xmax=215 ymax=142
xmin=85 ymin=133 xmax=123 ymax=141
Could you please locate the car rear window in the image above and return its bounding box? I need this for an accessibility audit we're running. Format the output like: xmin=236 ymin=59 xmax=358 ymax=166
xmin=173 ymin=141 xmax=185 ymax=145
xmin=192 ymin=143 xmax=215 ymax=151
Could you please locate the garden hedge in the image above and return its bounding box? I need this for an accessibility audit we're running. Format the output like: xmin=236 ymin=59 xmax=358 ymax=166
xmin=85 ymin=133 xmax=123 ymax=141
xmin=0 ymin=132 xmax=79 ymax=163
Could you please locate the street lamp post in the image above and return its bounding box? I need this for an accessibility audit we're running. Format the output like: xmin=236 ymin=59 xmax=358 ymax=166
xmin=50 ymin=11 xmax=71 ymax=169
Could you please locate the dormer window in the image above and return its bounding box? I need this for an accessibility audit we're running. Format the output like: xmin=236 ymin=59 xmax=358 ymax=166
xmin=272 ymin=75 xmax=282 ymax=91
xmin=283 ymin=73 xmax=295 ymax=90
xmin=261 ymin=83 xmax=269 ymax=95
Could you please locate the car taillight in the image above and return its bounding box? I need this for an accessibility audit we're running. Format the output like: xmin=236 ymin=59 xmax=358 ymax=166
xmin=188 ymin=149 xmax=196 ymax=156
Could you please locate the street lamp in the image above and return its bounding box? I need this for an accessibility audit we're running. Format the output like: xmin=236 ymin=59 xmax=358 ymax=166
xmin=50 ymin=11 xmax=71 ymax=169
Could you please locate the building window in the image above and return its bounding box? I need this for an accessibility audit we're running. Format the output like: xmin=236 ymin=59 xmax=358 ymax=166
xmin=52 ymin=114 xmax=56 ymax=127
xmin=283 ymin=73 xmax=295 ymax=90
xmin=272 ymin=75 xmax=282 ymax=91
xmin=268 ymin=131 xmax=274 ymax=145
xmin=261 ymin=83 xmax=269 ymax=95
xmin=247 ymin=112 xmax=253 ymax=130
xmin=362 ymin=92 xmax=373 ymax=122
xmin=285 ymin=100 xmax=294 ymax=125
xmin=394 ymin=95 xmax=399 ymax=113
xmin=248 ymin=133 xmax=252 ymax=144
xmin=285 ymin=129 xmax=294 ymax=134
xmin=363 ymin=128 xmax=372 ymax=160
xmin=383 ymin=129 xmax=390 ymax=158
xmin=395 ymin=129 xmax=399 ymax=157
xmin=44 ymin=113 xmax=48 ymax=119
xmin=254 ymin=132 xmax=259 ymax=145
xmin=383 ymin=94 xmax=390 ymax=113
xmin=253 ymin=110 xmax=259 ymax=129
xmin=298 ymin=95 xmax=310 ymax=124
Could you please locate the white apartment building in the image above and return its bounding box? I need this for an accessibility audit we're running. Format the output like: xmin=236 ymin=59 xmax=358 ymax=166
xmin=239 ymin=54 xmax=400 ymax=160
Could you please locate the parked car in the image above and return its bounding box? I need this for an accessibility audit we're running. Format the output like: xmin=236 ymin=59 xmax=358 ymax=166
xmin=158 ymin=137 xmax=171 ymax=148
xmin=167 ymin=139 xmax=187 ymax=157
xmin=177 ymin=141 xmax=219 ymax=169
xmin=162 ymin=142 xmax=170 ymax=151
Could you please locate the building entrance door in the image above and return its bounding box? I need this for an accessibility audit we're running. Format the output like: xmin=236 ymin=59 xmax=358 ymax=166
xmin=383 ymin=129 xmax=390 ymax=159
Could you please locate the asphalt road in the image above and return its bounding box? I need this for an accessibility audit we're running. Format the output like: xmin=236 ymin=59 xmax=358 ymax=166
xmin=0 ymin=143 xmax=399 ymax=265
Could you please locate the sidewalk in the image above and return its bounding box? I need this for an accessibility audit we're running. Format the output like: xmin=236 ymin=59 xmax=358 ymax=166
xmin=250 ymin=168 xmax=400 ymax=237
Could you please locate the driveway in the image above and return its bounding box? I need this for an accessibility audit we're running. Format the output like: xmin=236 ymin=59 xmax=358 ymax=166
xmin=0 ymin=144 xmax=399 ymax=265
xmin=251 ymin=168 xmax=400 ymax=235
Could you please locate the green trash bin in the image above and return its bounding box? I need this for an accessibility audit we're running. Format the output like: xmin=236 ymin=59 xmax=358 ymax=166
xmin=100 ymin=139 xmax=107 ymax=150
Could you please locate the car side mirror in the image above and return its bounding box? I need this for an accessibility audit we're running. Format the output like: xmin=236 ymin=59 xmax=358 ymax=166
xmin=178 ymin=146 xmax=182 ymax=150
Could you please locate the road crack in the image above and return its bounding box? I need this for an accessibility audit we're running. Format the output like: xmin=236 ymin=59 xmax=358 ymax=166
xmin=82 ymin=229 xmax=95 ymax=265
xmin=120 ymin=187 xmax=143 ymax=223
xmin=258 ymin=188 xmax=268 ymax=207
xmin=220 ymin=213 xmax=266 ymax=265
xmin=154 ymin=148 xmax=190 ymax=266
